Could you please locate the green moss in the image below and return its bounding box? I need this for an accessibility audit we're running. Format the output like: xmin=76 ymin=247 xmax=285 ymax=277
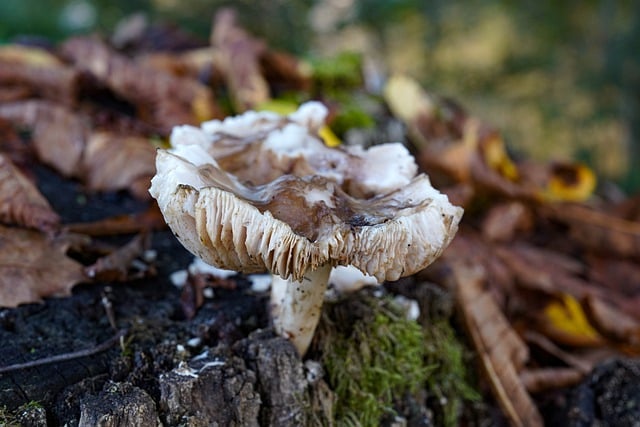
xmin=423 ymin=319 xmax=481 ymax=427
xmin=316 ymin=290 xmax=480 ymax=427
xmin=317 ymin=293 xmax=430 ymax=427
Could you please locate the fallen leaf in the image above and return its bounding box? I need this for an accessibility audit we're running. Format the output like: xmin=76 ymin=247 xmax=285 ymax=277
xmin=60 ymin=36 xmax=221 ymax=132
xmin=85 ymin=233 xmax=153 ymax=282
xmin=0 ymin=153 xmax=59 ymax=232
xmin=0 ymin=225 xmax=87 ymax=307
xmin=541 ymin=293 xmax=604 ymax=347
xmin=451 ymin=261 xmax=543 ymax=427
xmin=80 ymin=131 xmax=156 ymax=198
xmin=481 ymin=201 xmax=534 ymax=242
xmin=211 ymin=8 xmax=270 ymax=112
xmin=0 ymin=45 xmax=79 ymax=106
xmin=520 ymin=367 xmax=584 ymax=394
xmin=0 ymin=100 xmax=88 ymax=177
xmin=65 ymin=204 xmax=166 ymax=236
xmin=582 ymin=295 xmax=640 ymax=350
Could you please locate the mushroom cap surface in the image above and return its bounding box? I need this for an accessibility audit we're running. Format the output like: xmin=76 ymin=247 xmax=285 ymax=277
xmin=170 ymin=101 xmax=418 ymax=198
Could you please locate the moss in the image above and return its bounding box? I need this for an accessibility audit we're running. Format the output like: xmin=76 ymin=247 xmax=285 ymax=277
xmin=317 ymin=292 xmax=430 ymax=427
xmin=316 ymin=289 xmax=480 ymax=427
xmin=423 ymin=318 xmax=481 ymax=427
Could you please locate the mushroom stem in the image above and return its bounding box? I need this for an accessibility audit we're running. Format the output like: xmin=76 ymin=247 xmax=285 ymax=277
xmin=272 ymin=263 xmax=331 ymax=356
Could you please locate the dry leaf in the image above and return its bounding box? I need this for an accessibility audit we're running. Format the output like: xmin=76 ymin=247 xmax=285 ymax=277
xmin=520 ymin=367 xmax=584 ymax=394
xmin=0 ymin=45 xmax=79 ymax=106
xmin=0 ymin=153 xmax=59 ymax=232
xmin=542 ymin=203 xmax=640 ymax=260
xmin=451 ymin=261 xmax=543 ymax=427
xmin=0 ymin=225 xmax=87 ymax=307
xmin=85 ymin=234 xmax=152 ymax=282
xmin=65 ymin=204 xmax=166 ymax=236
xmin=60 ymin=36 xmax=221 ymax=132
xmin=540 ymin=293 xmax=604 ymax=347
xmin=481 ymin=201 xmax=534 ymax=242
xmin=211 ymin=8 xmax=270 ymax=111
xmin=80 ymin=132 xmax=156 ymax=198
xmin=0 ymin=100 xmax=88 ymax=177
xmin=582 ymin=295 xmax=640 ymax=349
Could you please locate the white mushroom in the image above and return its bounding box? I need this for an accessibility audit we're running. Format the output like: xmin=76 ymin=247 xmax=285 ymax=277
xmin=150 ymin=102 xmax=463 ymax=355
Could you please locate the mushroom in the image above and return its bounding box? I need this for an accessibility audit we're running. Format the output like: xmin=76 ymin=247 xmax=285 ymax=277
xmin=149 ymin=102 xmax=463 ymax=355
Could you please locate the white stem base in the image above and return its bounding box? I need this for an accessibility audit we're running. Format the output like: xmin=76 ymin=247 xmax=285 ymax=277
xmin=271 ymin=264 xmax=331 ymax=356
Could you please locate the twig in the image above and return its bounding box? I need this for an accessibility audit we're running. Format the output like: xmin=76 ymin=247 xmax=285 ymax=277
xmin=0 ymin=329 xmax=127 ymax=375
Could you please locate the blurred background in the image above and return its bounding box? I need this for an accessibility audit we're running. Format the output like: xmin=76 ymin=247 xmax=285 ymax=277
xmin=1 ymin=0 xmax=639 ymax=192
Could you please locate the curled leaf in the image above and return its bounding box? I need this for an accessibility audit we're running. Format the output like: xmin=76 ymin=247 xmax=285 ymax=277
xmin=0 ymin=153 xmax=59 ymax=232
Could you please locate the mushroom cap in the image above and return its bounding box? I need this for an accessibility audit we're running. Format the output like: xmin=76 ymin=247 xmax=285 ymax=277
xmin=150 ymin=143 xmax=462 ymax=282
xmin=170 ymin=101 xmax=418 ymax=198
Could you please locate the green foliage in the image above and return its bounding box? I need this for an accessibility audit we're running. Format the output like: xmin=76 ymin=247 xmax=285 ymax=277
xmin=310 ymin=52 xmax=364 ymax=94
xmin=319 ymin=294 xmax=430 ymax=427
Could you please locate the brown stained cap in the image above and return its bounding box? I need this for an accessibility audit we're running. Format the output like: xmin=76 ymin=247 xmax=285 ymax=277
xmin=150 ymin=142 xmax=463 ymax=283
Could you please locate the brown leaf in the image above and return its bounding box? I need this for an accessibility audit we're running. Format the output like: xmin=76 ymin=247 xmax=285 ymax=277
xmin=542 ymin=203 xmax=640 ymax=260
xmin=0 ymin=45 xmax=79 ymax=106
xmin=60 ymin=36 xmax=221 ymax=132
xmin=582 ymin=295 xmax=640 ymax=348
xmin=80 ymin=131 xmax=156 ymax=198
xmin=0 ymin=153 xmax=59 ymax=232
xmin=586 ymin=255 xmax=640 ymax=320
xmin=0 ymin=225 xmax=86 ymax=307
xmin=481 ymin=201 xmax=534 ymax=242
xmin=65 ymin=204 xmax=166 ymax=236
xmin=519 ymin=367 xmax=584 ymax=394
xmin=211 ymin=8 xmax=270 ymax=111
xmin=85 ymin=233 xmax=153 ymax=282
xmin=0 ymin=100 xmax=88 ymax=177
xmin=452 ymin=261 xmax=543 ymax=427
xmin=260 ymin=50 xmax=312 ymax=94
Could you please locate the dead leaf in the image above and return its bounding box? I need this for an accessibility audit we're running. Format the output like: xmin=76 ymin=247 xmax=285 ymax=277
xmin=451 ymin=261 xmax=543 ymax=427
xmin=481 ymin=201 xmax=534 ymax=242
xmin=60 ymin=36 xmax=221 ymax=132
xmin=211 ymin=8 xmax=270 ymax=111
xmin=0 ymin=45 xmax=79 ymax=106
xmin=0 ymin=225 xmax=87 ymax=307
xmin=0 ymin=153 xmax=59 ymax=232
xmin=520 ymin=367 xmax=584 ymax=394
xmin=540 ymin=293 xmax=604 ymax=347
xmin=65 ymin=204 xmax=166 ymax=236
xmin=542 ymin=203 xmax=640 ymax=260
xmin=0 ymin=100 xmax=88 ymax=177
xmin=85 ymin=233 xmax=153 ymax=282
xmin=80 ymin=131 xmax=156 ymax=198
xmin=582 ymin=295 xmax=640 ymax=349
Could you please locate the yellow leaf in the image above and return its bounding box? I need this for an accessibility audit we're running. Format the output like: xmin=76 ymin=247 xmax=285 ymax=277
xmin=542 ymin=163 xmax=596 ymax=202
xmin=543 ymin=293 xmax=602 ymax=346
